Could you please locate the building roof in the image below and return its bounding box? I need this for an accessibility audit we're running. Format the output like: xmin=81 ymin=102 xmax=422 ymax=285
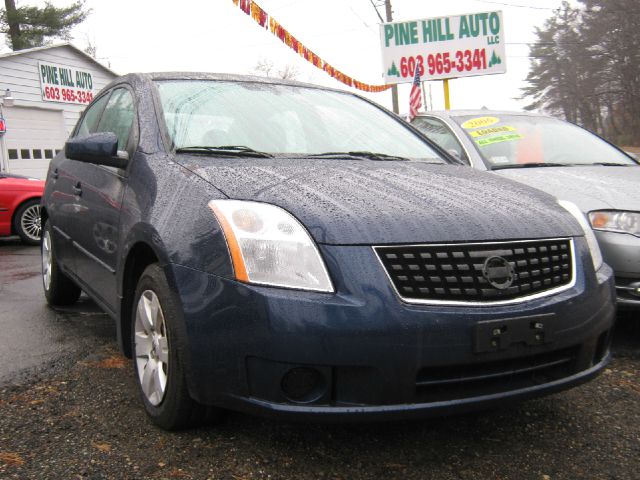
xmin=0 ymin=42 xmax=117 ymax=77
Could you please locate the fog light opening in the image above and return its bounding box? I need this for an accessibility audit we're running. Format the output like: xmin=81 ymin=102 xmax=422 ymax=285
xmin=280 ymin=367 xmax=326 ymax=404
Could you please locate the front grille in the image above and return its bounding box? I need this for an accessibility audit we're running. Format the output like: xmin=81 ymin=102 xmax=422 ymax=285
xmin=375 ymin=238 xmax=573 ymax=304
xmin=415 ymin=346 xmax=579 ymax=403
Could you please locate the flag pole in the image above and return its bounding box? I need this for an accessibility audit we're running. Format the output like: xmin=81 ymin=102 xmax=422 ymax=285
xmin=421 ymin=81 xmax=427 ymax=112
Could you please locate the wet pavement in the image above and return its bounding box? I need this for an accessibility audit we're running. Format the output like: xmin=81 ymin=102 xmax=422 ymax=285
xmin=0 ymin=237 xmax=114 ymax=386
xmin=0 ymin=239 xmax=638 ymax=479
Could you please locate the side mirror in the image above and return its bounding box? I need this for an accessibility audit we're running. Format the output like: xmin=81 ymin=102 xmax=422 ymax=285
xmin=65 ymin=132 xmax=128 ymax=169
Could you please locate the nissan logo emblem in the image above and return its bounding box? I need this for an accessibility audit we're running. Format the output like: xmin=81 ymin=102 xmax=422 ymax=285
xmin=482 ymin=256 xmax=515 ymax=290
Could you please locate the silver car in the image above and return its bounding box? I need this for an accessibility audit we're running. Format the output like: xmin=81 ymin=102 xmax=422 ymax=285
xmin=411 ymin=110 xmax=640 ymax=308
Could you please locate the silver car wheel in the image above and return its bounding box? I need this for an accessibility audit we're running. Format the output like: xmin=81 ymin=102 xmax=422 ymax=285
xmin=42 ymin=230 xmax=52 ymax=291
xmin=135 ymin=290 xmax=169 ymax=406
xmin=20 ymin=204 xmax=42 ymax=242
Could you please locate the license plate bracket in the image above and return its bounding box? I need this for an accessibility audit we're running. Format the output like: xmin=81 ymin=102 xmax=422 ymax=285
xmin=474 ymin=314 xmax=556 ymax=353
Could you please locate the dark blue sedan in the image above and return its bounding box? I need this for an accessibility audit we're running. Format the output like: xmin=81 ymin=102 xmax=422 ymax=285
xmin=41 ymin=73 xmax=615 ymax=429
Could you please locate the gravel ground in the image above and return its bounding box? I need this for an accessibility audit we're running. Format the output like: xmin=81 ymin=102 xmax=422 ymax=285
xmin=0 ymin=313 xmax=638 ymax=480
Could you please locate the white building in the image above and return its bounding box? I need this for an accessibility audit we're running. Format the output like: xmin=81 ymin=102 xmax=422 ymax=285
xmin=0 ymin=43 xmax=117 ymax=179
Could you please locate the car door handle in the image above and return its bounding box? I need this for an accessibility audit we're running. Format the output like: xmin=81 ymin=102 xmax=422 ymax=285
xmin=52 ymin=168 xmax=59 ymax=180
xmin=73 ymin=183 xmax=82 ymax=196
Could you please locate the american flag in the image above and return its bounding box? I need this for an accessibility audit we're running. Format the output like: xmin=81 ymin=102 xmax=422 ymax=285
xmin=407 ymin=67 xmax=422 ymax=122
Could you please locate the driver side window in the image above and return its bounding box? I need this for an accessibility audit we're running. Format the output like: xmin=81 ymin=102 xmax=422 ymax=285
xmin=96 ymin=88 xmax=135 ymax=151
xmin=75 ymin=93 xmax=109 ymax=137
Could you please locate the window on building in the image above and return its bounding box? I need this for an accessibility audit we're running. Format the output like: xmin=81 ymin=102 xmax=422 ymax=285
xmin=44 ymin=149 xmax=53 ymax=159
xmin=32 ymin=149 xmax=43 ymax=159
xmin=8 ymin=149 xmax=18 ymax=160
xmin=20 ymin=149 xmax=31 ymax=159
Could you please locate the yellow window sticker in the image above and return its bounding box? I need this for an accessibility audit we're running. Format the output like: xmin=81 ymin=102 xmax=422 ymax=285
xmin=461 ymin=116 xmax=500 ymax=129
xmin=469 ymin=126 xmax=516 ymax=138
xmin=476 ymin=133 xmax=523 ymax=147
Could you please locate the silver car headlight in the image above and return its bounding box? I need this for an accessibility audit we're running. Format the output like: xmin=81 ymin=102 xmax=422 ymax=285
xmin=558 ymin=200 xmax=603 ymax=271
xmin=208 ymin=200 xmax=334 ymax=292
xmin=588 ymin=210 xmax=640 ymax=237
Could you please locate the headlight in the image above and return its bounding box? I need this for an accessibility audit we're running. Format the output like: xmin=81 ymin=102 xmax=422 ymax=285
xmin=558 ymin=200 xmax=603 ymax=271
xmin=588 ymin=210 xmax=640 ymax=237
xmin=209 ymin=200 xmax=334 ymax=292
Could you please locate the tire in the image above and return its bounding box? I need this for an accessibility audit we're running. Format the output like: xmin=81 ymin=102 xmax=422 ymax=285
xmin=14 ymin=198 xmax=42 ymax=245
xmin=132 ymin=264 xmax=212 ymax=430
xmin=41 ymin=221 xmax=82 ymax=306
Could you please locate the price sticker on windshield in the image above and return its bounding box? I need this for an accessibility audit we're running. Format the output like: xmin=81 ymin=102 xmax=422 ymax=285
xmin=469 ymin=126 xmax=515 ymax=137
xmin=461 ymin=117 xmax=500 ymax=129
xmin=476 ymin=133 xmax=523 ymax=147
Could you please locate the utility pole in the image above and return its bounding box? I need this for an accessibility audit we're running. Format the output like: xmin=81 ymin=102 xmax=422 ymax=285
xmin=385 ymin=0 xmax=399 ymax=114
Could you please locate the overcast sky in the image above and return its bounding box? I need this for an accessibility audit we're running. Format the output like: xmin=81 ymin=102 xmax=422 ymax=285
xmin=5 ymin=0 xmax=568 ymax=112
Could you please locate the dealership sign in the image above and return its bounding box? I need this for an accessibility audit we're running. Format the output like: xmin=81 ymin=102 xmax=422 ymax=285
xmin=380 ymin=11 xmax=506 ymax=84
xmin=38 ymin=61 xmax=95 ymax=105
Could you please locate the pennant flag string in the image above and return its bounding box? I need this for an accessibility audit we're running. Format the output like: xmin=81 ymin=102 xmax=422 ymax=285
xmin=232 ymin=0 xmax=391 ymax=93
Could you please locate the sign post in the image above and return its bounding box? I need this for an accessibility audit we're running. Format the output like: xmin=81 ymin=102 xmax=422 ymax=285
xmin=443 ymin=79 xmax=451 ymax=110
xmin=379 ymin=11 xmax=506 ymax=111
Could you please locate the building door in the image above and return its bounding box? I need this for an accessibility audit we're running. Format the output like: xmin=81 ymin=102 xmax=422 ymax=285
xmin=2 ymin=107 xmax=67 ymax=179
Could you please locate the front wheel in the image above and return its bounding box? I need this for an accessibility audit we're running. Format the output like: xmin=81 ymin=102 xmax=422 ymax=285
xmin=132 ymin=264 xmax=212 ymax=430
xmin=14 ymin=198 xmax=42 ymax=245
xmin=42 ymin=221 xmax=81 ymax=306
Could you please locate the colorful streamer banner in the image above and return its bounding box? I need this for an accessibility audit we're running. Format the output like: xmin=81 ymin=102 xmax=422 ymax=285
xmin=232 ymin=0 xmax=391 ymax=93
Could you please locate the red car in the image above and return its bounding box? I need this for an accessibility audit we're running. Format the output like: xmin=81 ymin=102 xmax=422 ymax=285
xmin=0 ymin=172 xmax=45 ymax=245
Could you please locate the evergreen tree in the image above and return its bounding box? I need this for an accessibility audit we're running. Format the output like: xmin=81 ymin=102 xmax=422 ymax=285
xmin=522 ymin=0 xmax=640 ymax=144
xmin=521 ymin=2 xmax=604 ymax=132
xmin=1 ymin=0 xmax=89 ymax=51
xmin=580 ymin=0 xmax=640 ymax=144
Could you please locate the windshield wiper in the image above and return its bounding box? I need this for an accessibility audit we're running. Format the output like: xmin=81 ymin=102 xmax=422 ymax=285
xmin=175 ymin=146 xmax=274 ymax=158
xmin=574 ymin=162 xmax=631 ymax=167
xmin=307 ymin=151 xmax=412 ymax=161
xmin=491 ymin=162 xmax=571 ymax=170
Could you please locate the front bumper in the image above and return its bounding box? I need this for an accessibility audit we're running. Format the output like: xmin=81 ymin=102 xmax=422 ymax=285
xmin=167 ymin=237 xmax=615 ymax=420
xmin=229 ymin=352 xmax=611 ymax=421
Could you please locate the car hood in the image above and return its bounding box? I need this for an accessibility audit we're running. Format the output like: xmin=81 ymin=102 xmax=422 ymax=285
xmin=496 ymin=166 xmax=640 ymax=212
xmin=180 ymin=157 xmax=582 ymax=245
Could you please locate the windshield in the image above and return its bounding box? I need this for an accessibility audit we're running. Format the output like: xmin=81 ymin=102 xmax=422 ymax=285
xmin=452 ymin=114 xmax=638 ymax=169
xmin=155 ymin=80 xmax=442 ymax=161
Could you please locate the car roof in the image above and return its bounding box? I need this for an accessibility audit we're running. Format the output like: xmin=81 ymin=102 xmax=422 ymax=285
xmin=109 ymin=72 xmax=352 ymax=95
xmin=416 ymin=110 xmax=551 ymax=121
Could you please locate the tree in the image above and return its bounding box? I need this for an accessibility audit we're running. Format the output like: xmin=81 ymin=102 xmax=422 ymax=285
xmin=521 ymin=2 xmax=605 ymax=132
xmin=522 ymin=0 xmax=640 ymax=144
xmin=253 ymin=57 xmax=300 ymax=80
xmin=580 ymin=0 xmax=640 ymax=144
xmin=1 ymin=0 xmax=89 ymax=51
xmin=83 ymin=33 xmax=96 ymax=58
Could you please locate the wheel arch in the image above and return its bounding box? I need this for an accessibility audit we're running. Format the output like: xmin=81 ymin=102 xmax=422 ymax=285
xmin=119 ymin=241 xmax=160 ymax=357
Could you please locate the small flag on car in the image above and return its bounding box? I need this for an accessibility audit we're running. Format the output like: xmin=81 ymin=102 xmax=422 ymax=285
xmin=408 ymin=68 xmax=422 ymax=122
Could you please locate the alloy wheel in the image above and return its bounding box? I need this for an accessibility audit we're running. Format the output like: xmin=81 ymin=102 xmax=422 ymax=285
xmin=41 ymin=230 xmax=51 ymax=291
xmin=134 ymin=290 xmax=169 ymax=406
xmin=20 ymin=204 xmax=42 ymax=242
